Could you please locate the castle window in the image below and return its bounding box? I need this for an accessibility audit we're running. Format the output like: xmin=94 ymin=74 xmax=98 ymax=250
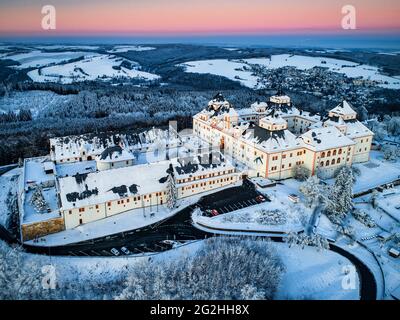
xmin=321 ymin=152 xmax=325 ymax=158
xmin=338 ymin=149 xmax=342 ymax=155
xmin=108 ymin=202 xmax=111 ymax=206
xmin=320 ymin=162 xmax=324 ymax=167
xmin=333 ymin=150 xmax=337 ymax=156
xmin=327 ymin=151 xmax=331 ymax=157
xmin=326 ymin=160 xmax=330 ymax=166
xmin=337 ymin=158 xmax=341 ymax=164
xmin=79 ymin=208 xmax=85 ymax=213
xmin=332 ymin=159 xmax=336 ymax=165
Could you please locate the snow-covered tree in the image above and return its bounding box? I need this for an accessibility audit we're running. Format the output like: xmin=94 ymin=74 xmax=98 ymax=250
xmin=166 ymin=172 xmax=177 ymax=210
xmin=117 ymin=237 xmax=284 ymax=300
xmin=325 ymin=166 xmax=353 ymax=221
xmin=30 ymin=185 xmax=48 ymax=212
xmin=299 ymin=176 xmax=323 ymax=207
xmin=352 ymin=209 xmax=376 ymax=228
xmin=292 ymin=165 xmax=310 ymax=181
xmin=370 ymin=189 xmax=379 ymax=209
xmin=0 ymin=241 xmax=52 ymax=300
xmin=382 ymin=145 xmax=398 ymax=161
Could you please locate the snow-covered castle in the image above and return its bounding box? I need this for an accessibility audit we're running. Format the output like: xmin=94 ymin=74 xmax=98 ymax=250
xmin=193 ymin=92 xmax=373 ymax=180
xmin=20 ymin=91 xmax=373 ymax=240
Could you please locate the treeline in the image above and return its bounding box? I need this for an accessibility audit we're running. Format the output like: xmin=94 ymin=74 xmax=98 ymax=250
xmin=0 ymin=109 xmax=32 ymax=123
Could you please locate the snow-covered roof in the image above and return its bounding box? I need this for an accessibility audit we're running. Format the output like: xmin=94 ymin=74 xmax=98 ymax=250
xmin=242 ymin=124 xmax=302 ymax=152
xmin=96 ymin=146 xmax=134 ymax=163
xmin=50 ymin=128 xmax=181 ymax=162
xmin=343 ymin=119 xmax=374 ymax=139
xmin=330 ymin=100 xmax=357 ymax=116
xmin=58 ymin=161 xmax=171 ymax=210
xmin=300 ymin=126 xmax=355 ymax=151
xmin=58 ymin=154 xmax=234 ymax=210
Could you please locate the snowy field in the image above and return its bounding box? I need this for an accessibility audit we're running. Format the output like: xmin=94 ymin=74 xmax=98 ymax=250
xmin=27 ymin=54 xmax=160 ymax=84
xmin=1 ymin=50 xmax=94 ymax=69
xmin=107 ymin=45 xmax=156 ymax=53
xmin=180 ymin=54 xmax=400 ymax=89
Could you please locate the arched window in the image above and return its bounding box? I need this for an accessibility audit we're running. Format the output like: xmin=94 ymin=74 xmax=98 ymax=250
xmin=337 ymin=158 xmax=341 ymax=164
xmin=333 ymin=150 xmax=337 ymax=156
xmin=327 ymin=151 xmax=331 ymax=157
xmin=320 ymin=161 xmax=324 ymax=167
xmin=338 ymin=149 xmax=342 ymax=155
xmin=326 ymin=160 xmax=330 ymax=166
xmin=321 ymin=152 xmax=325 ymax=158
xmin=332 ymin=159 xmax=336 ymax=165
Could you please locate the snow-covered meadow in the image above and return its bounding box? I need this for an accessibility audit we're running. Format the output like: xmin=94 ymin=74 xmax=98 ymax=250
xmin=180 ymin=54 xmax=400 ymax=89
xmin=1 ymin=50 xmax=93 ymax=69
xmin=27 ymin=54 xmax=160 ymax=84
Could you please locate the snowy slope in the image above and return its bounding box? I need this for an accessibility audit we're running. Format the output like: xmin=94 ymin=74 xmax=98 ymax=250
xmin=27 ymin=54 xmax=160 ymax=84
xmin=1 ymin=50 xmax=94 ymax=69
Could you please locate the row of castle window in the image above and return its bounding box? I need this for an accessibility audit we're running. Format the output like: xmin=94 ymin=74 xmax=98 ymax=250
xmin=321 ymin=148 xmax=345 ymax=158
xmin=176 ymin=170 xmax=234 ymax=184
xmin=182 ymin=177 xmax=234 ymax=190
xmin=270 ymin=161 xmax=304 ymax=171
xmin=271 ymin=150 xmax=305 ymax=161
xmin=320 ymin=158 xmax=343 ymax=167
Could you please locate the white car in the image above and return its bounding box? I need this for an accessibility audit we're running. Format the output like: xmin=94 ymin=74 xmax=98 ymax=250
xmin=110 ymin=248 xmax=120 ymax=256
xmin=121 ymin=247 xmax=130 ymax=255
xmin=288 ymin=194 xmax=300 ymax=203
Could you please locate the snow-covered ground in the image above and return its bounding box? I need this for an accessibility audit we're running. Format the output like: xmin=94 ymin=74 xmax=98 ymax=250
xmin=180 ymin=54 xmax=400 ymax=89
xmin=27 ymin=54 xmax=160 ymax=84
xmin=193 ymin=179 xmax=309 ymax=234
xmin=316 ymin=185 xmax=400 ymax=300
xmin=274 ymin=242 xmax=359 ymax=300
xmin=1 ymin=50 xmax=94 ymax=69
xmin=325 ymin=151 xmax=400 ymax=194
xmin=23 ymin=186 xmax=60 ymax=224
xmin=107 ymin=45 xmax=156 ymax=53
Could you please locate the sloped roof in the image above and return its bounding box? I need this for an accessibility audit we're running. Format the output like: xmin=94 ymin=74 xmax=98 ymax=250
xmin=330 ymin=100 xmax=356 ymax=115
xmin=301 ymin=126 xmax=355 ymax=151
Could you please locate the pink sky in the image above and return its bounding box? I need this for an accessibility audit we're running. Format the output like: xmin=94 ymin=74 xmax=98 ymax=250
xmin=0 ymin=0 xmax=399 ymax=35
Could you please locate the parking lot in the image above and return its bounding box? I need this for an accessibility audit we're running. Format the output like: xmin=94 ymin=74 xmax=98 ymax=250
xmin=196 ymin=179 xmax=270 ymax=216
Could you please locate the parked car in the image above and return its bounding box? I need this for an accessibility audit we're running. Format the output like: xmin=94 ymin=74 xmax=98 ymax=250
xmin=161 ymin=240 xmax=176 ymax=245
xmin=288 ymin=194 xmax=300 ymax=203
xmin=204 ymin=209 xmax=213 ymax=217
xmin=255 ymin=195 xmax=266 ymax=203
xmin=121 ymin=247 xmax=130 ymax=255
xmin=110 ymin=248 xmax=120 ymax=256
xmin=388 ymin=247 xmax=400 ymax=258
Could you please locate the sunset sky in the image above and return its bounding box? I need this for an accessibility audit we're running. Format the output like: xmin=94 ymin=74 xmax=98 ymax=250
xmin=0 ymin=0 xmax=399 ymax=36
